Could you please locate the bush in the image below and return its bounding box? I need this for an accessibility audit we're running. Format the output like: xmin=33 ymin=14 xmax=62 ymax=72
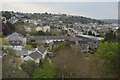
xmin=53 ymin=42 xmax=70 ymax=52
xmin=4 ymin=48 xmax=16 ymax=56
xmin=33 ymin=63 xmax=57 ymax=78
xmin=24 ymin=45 xmax=32 ymax=49
xmin=20 ymin=60 xmax=39 ymax=77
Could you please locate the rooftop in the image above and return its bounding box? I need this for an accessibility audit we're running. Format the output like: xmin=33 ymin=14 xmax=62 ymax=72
xmin=76 ymin=34 xmax=104 ymax=41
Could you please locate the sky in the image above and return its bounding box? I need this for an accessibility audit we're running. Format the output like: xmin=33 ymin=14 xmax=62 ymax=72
xmin=0 ymin=0 xmax=119 ymax=19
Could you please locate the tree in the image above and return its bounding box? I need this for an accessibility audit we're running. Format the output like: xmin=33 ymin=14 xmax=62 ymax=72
xmin=24 ymin=45 xmax=32 ymax=49
xmin=30 ymin=25 xmax=37 ymax=35
xmin=53 ymin=42 xmax=70 ymax=52
xmin=20 ymin=60 xmax=39 ymax=77
xmin=37 ymin=31 xmax=45 ymax=36
xmin=14 ymin=23 xmax=26 ymax=36
xmin=89 ymin=41 xmax=120 ymax=78
xmin=52 ymin=45 xmax=92 ymax=78
xmin=33 ymin=63 xmax=56 ymax=78
xmin=2 ymin=56 xmax=29 ymax=78
xmin=0 ymin=38 xmax=9 ymax=45
xmin=88 ymin=30 xmax=92 ymax=35
xmin=3 ymin=48 xmax=16 ymax=57
xmin=6 ymin=21 xmax=15 ymax=33
xmin=105 ymin=30 xmax=116 ymax=42
xmin=2 ymin=11 xmax=12 ymax=19
xmin=2 ymin=22 xmax=11 ymax=36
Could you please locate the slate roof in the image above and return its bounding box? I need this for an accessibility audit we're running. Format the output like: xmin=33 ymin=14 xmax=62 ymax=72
xmin=38 ymin=46 xmax=46 ymax=54
xmin=64 ymin=36 xmax=80 ymax=41
xmin=17 ymin=49 xmax=28 ymax=56
xmin=76 ymin=34 xmax=104 ymax=41
xmin=29 ymin=51 xmax=42 ymax=60
xmin=30 ymin=36 xmax=80 ymax=41
xmin=6 ymin=32 xmax=24 ymax=41
xmin=51 ymin=28 xmax=62 ymax=33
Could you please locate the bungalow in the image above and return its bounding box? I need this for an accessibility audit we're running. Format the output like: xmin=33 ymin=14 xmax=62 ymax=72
xmin=51 ymin=28 xmax=62 ymax=35
xmin=6 ymin=32 xmax=26 ymax=50
xmin=20 ymin=46 xmax=47 ymax=63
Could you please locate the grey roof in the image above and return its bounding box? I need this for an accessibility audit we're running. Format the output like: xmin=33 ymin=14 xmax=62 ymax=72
xmin=28 ymin=48 xmax=36 ymax=51
xmin=30 ymin=36 xmax=81 ymax=42
xmin=38 ymin=46 xmax=46 ymax=54
xmin=76 ymin=34 xmax=104 ymax=41
xmin=30 ymin=36 xmax=64 ymax=42
xmin=29 ymin=51 xmax=42 ymax=60
xmin=51 ymin=28 xmax=62 ymax=33
xmin=6 ymin=32 xmax=24 ymax=41
xmin=17 ymin=49 xmax=28 ymax=56
xmin=64 ymin=36 xmax=80 ymax=41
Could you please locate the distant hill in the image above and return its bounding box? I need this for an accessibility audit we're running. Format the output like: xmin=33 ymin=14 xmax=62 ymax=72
xmin=2 ymin=11 xmax=105 ymax=25
xmin=99 ymin=19 xmax=118 ymax=24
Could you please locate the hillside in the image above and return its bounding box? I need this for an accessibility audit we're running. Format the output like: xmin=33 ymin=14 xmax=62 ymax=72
xmin=99 ymin=19 xmax=118 ymax=24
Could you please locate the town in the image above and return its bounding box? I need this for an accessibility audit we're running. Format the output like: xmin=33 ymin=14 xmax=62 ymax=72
xmin=1 ymin=11 xmax=120 ymax=78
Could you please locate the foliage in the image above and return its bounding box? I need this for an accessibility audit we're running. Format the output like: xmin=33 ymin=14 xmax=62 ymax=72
xmin=96 ymin=42 xmax=119 ymax=72
xmin=28 ymin=39 xmax=39 ymax=48
xmin=2 ymin=22 xmax=11 ymax=36
xmin=30 ymin=25 xmax=37 ymax=35
xmin=3 ymin=48 xmax=16 ymax=56
xmin=59 ymin=15 xmax=104 ymax=24
xmin=53 ymin=42 xmax=70 ymax=52
xmin=6 ymin=21 xmax=15 ymax=33
xmin=24 ymin=45 xmax=32 ymax=49
xmin=37 ymin=31 xmax=45 ymax=36
xmin=0 ymin=38 xmax=9 ymax=45
xmin=89 ymin=41 xmax=120 ymax=78
xmin=52 ymin=41 xmax=119 ymax=78
xmin=20 ymin=60 xmax=39 ymax=77
xmin=105 ymin=30 xmax=116 ymax=42
xmin=33 ymin=63 xmax=57 ymax=78
xmin=87 ymin=30 xmax=92 ymax=35
xmin=14 ymin=23 xmax=26 ymax=36
xmin=2 ymin=11 xmax=12 ymax=19
xmin=2 ymin=56 xmax=29 ymax=78
xmin=52 ymin=47 xmax=91 ymax=78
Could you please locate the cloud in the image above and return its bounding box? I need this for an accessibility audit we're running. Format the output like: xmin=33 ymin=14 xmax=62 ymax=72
xmin=1 ymin=2 xmax=118 ymax=19
xmin=2 ymin=2 xmax=55 ymax=13
xmin=1 ymin=0 xmax=119 ymax=2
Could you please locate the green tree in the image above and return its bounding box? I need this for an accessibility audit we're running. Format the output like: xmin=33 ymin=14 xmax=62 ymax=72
xmin=24 ymin=45 xmax=32 ymax=49
xmin=33 ymin=63 xmax=56 ymax=78
xmin=90 ymin=41 xmax=120 ymax=78
xmin=53 ymin=42 xmax=70 ymax=52
xmin=2 ymin=56 xmax=29 ymax=78
xmin=3 ymin=48 xmax=16 ymax=56
xmin=105 ymin=30 xmax=116 ymax=42
xmin=0 ymin=38 xmax=10 ymax=45
xmin=6 ymin=21 xmax=15 ymax=32
xmin=20 ymin=60 xmax=39 ymax=77
xmin=2 ymin=11 xmax=12 ymax=19
xmin=88 ymin=30 xmax=92 ymax=35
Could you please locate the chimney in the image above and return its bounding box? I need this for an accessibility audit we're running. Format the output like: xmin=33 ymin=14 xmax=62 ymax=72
xmin=35 ymin=48 xmax=38 ymax=51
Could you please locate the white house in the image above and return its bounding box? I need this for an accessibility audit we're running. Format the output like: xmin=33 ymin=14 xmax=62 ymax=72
xmin=20 ymin=46 xmax=47 ymax=63
xmin=43 ymin=26 xmax=50 ymax=32
xmin=6 ymin=32 xmax=26 ymax=50
xmin=36 ymin=27 xmax=43 ymax=31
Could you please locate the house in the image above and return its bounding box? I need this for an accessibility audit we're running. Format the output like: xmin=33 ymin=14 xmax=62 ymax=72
xmin=24 ymin=26 xmax=31 ymax=32
xmin=6 ymin=32 xmax=26 ymax=50
xmin=43 ymin=26 xmax=50 ymax=32
xmin=51 ymin=28 xmax=62 ymax=35
xmin=76 ymin=34 xmax=104 ymax=52
xmin=36 ymin=27 xmax=42 ymax=31
xmin=8 ymin=17 xmax=18 ymax=24
xmin=20 ymin=46 xmax=47 ymax=63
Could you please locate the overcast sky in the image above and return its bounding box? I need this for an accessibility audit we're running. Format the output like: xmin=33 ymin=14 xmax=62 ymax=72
xmin=1 ymin=0 xmax=119 ymax=19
